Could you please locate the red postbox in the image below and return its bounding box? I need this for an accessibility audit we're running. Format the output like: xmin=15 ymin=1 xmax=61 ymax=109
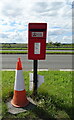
xmin=28 ymin=23 xmax=47 ymax=60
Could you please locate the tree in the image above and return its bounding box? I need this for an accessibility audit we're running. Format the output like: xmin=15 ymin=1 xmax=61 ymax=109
xmin=54 ymin=42 xmax=61 ymax=47
xmin=47 ymin=42 xmax=53 ymax=48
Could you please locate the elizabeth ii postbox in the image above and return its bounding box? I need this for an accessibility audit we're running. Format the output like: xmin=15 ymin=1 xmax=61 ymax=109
xmin=28 ymin=23 xmax=47 ymax=60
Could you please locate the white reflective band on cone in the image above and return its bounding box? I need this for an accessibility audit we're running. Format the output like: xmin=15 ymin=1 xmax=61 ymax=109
xmin=14 ymin=70 xmax=25 ymax=91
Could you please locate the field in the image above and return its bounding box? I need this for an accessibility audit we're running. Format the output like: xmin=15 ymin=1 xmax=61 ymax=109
xmin=1 ymin=71 xmax=73 ymax=120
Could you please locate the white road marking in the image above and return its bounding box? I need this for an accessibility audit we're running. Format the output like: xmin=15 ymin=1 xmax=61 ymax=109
xmin=2 ymin=69 xmax=15 ymax=71
xmin=2 ymin=69 xmax=49 ymax=71
xmin=1 ymin=69 xmax=74 ymax=71
xmin=60 ymin=69 xmax=74 ymax=71
xmin=32 ymin=69 xmax=48 ymax=71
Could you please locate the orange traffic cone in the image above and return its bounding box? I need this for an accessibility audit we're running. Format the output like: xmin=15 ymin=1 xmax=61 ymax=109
xmin=11 ymin=58 xmax=29 ymax=107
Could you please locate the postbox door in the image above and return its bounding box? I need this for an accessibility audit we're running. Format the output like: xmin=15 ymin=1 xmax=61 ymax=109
xmin=28 ymin=39 xmax=46 ymax=60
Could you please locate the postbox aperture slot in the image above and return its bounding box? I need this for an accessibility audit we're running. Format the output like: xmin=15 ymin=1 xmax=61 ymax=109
xmin=29 ymin=29 xmax=46 ymax=31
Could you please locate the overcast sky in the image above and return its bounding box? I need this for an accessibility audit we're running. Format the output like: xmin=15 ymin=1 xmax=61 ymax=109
xmin=0 ymin=0 xmax=73 ymax=43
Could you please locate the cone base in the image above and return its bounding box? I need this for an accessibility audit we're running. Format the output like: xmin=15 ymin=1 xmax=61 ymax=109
xmin=11 ymin=99 xmax=29 ymax=108
xmin=11 ymin=90 xmax=29 ymax=108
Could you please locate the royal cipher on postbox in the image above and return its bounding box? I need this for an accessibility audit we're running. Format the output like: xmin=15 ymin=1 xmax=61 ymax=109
xmin=28 ymin=23 xmax=47 ymax=60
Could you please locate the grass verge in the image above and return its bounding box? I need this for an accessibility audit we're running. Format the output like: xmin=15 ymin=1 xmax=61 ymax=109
xmin=46 ymin=51 xmax=73 ymax=54
xmin=0 ymin=51 xmax=74 ymax=54
xmin=1 ymin=51 xmax=27 ymax=54
xmin=1 ymin=48 xmax=74 ymax=50
xmin=46 ymin=48 xmax=74 ymax=50
xmin=1 ymin=48 xmax=27 ymax=50
xmin=2 ymin=71 xmax=73 ymax=120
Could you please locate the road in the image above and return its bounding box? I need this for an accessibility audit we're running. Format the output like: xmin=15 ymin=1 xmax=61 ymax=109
xmin=2 ymin=54 xmax=73 ymax=70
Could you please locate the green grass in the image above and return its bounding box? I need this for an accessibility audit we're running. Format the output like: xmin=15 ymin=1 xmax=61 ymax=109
xmin=0 ymin=51 xmax=74 ymax=54
xmin=1 ymin=51 xmax=27 ymax=54
xmin=1 ymin=47 xmax=74 ymax=50
xmin=2 ymin=71 xmax=73 ymax=120
xmin=46 ymin=51 xmax=73 ymax=54
xmin=1 ymin=48 xmax=27 ymax=50
xmin=46 ymin=48 xmax=74 ymax=50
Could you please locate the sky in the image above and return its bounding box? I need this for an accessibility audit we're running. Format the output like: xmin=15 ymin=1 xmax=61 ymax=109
xmin=0 ymin=0 xmax=73 ymax=43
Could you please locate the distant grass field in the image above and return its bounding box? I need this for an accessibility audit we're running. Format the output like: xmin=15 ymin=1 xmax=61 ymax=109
xmin=2 ymin=71 xmax=73 ymax=120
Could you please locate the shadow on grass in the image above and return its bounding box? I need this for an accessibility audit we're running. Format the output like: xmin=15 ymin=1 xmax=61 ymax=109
xmin=32 ymin=106 xmax=57 ymax=120
xmin=23 ymin=101 xmax=57 ymax=120
xmin=36 ymin=93 xmax=73 ymax=120
xmin=2 ymin=100 xmax=57 ymax=120
xmin=49 ymin=95 xmax=73 ymax=120
xmin=2 ymin=92 xmax=73 ymax=120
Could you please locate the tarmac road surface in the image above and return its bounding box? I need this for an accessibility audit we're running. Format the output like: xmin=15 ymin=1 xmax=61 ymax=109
xmin=1 ymin=54 xmax=73 ymax=70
